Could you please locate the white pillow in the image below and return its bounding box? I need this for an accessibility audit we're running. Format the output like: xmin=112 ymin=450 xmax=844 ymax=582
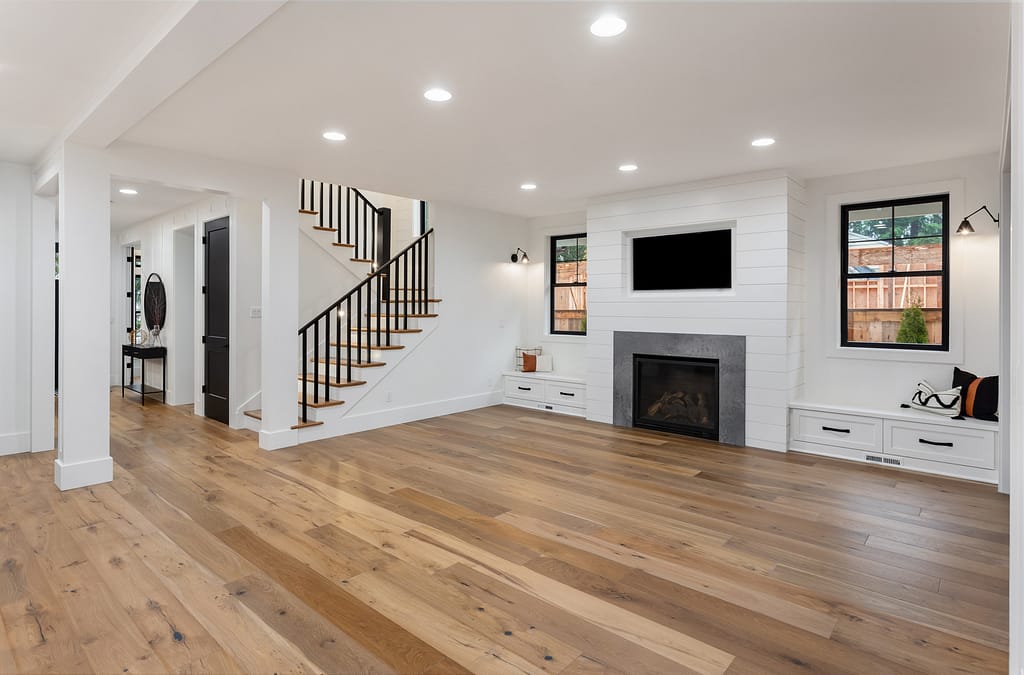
xmin=535 ymin=354 xmax=553 ymax=372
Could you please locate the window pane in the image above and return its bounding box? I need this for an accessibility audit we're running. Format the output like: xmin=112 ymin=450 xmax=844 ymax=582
xmin=848 ymin=206 xmax=892 ymax=241
xmin=893 ymin=237 xmax=943 ymax=271
xmin=553 ymin=285 xmax=587 ymax=333
xmin=846 ymin=275 xmax=943 ymax=345
xmin=893 ymin=201 xmax=943 ymax=239
xmin=847 ymin=238 xmax=891 ymax=274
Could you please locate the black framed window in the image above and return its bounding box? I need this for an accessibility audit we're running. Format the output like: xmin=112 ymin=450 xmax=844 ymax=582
xmin=841 ymin=194 xmax=949 ymax=350
xmin=550 ymin=233 xmax=587 ymax=335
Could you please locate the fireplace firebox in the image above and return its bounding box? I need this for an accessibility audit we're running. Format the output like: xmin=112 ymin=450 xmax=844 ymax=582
xmin=632 ymin=354 xmax=719 ymax=440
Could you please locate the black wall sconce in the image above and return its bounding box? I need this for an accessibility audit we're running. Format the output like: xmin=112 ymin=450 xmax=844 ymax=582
xmin=957 ymin=205 xmax=999 ymax=235
xmin=511 ymin=247 xmax=530 ymax=263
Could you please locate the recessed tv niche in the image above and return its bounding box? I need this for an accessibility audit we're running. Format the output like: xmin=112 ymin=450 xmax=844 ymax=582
xmin=632 ymin=228 xmax=732 ymax=291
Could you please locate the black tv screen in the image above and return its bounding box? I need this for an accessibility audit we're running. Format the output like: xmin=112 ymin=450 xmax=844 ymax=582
xmin=632 ymin=229 xmax=732 ymax=290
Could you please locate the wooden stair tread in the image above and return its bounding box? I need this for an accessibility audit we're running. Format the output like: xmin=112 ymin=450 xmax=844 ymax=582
xmin=350 ymin=327 xmax=422 ymax=334
xmin=245 ymin=409 xmax=331 ymax=428
xmin=292 ymin=419 xmax=323 ymax=429
xmin=311 ymin=358 xmax=386 ymax=368
xmin=383 ymin=298 xmax=442 ymax=303
xmin=312 ymin=226 xmax=336 ymax=232
xmin=297 ymin=397 xmax=345 ymax=409
xmin=332 ymin=242 xmax=355 ymax=248
xmin=331 ymin=342 xmax=405 ymax=350
xmin=368 ymin=313 xmax=438 ymax=318
xmin=243 ymin=409 xmax=262 ymax=420
xmin=299 ymin=375 xmax=368 ymax=387
xmin=351 ymin=258 xmax=374 ymax=263
xmin=298 ymin=209 xmax=317 ymax=215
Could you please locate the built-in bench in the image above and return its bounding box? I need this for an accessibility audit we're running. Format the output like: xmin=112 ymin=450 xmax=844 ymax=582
xmin=789 ymin=401 xmax=999 ymax=484
xmin=502 ymin=371 xmax=586 ymax=417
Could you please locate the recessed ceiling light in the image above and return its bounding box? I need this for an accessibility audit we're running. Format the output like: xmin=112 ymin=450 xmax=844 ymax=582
xmin=119 ymin=188 xmax=138 ymax=195
xmin=424 ymin=88 xmax=452 ymax=102
xmin=590 ymin=15 xmax=627 ymax=37
xmin=322 ymin=130 xmax=347 ymax=142
xmin=618 ymin=163 xmax=638 ymax=172
xmin=751 ymin=137 xmax=776 ymax=147
xmin=520 ymin=183 xmax=537 ymax=191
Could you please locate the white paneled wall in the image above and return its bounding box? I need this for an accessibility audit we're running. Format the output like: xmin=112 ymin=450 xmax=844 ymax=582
xmin=585 ymin=172 xmax=804 ymax=451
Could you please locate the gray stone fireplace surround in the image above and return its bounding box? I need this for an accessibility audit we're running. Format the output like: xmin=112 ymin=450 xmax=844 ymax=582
xmin=612 ymin=332 xmax=746 ymax=446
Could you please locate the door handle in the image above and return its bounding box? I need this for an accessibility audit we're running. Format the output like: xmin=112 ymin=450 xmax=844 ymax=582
xmin=559 ymin=392 xmax=575 ymax=397
xmin=919 ymin=438 xmax=953 ymax=447
xmin=822 ymin=426 xmax=850 ymax=433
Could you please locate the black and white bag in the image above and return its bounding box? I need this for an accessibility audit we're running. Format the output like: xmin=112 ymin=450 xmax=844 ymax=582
xmin=908 ymin=380 xmax=961 ymax=417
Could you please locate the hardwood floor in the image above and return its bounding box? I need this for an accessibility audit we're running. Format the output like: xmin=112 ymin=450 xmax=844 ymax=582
xmin=0 ymin=392 xmax=1008 ymax=673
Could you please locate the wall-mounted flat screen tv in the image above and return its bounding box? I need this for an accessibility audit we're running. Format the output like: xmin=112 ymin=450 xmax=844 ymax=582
xmin=632 ymin=229 xmax=732 ymax=290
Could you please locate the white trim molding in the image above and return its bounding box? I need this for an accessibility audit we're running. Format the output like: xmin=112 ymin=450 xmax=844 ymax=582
xmin=0 ymin=431 xmax=30 ymax=456
xmin=54 ymin=455 xmax=113 ymax=491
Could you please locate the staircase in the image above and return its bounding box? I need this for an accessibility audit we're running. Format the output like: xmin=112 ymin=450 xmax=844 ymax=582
xmin=246 ymin=179 xmax=438 ymax=435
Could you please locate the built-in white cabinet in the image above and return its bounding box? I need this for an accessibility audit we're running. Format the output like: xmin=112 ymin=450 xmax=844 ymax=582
xmin=789 ymin=403 xmax=998 ymax=483
xmin=503 ymin=372 xmax=586 ymax=417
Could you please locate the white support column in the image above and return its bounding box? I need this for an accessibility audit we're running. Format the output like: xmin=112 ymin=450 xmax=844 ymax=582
xmin=1009 ymin=4 xmax=1023 ymax=672
xmin=55 ymin=143 xmax=112 ymax=489
xmin=30 ymin=194 xmax=56 ymax=452
xmin=259 ymin=183 xmax=299 ymax=450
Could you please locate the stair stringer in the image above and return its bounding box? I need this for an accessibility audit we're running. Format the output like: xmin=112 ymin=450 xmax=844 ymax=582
xmin=298 ymin=213 xmax=372 ymax=280
xmin=295 ymin=316 xmax=441 ymax=443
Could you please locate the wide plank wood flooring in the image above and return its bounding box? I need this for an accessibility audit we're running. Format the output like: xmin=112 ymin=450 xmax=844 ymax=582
xmin=0 ymin=392 xmax=1008 ymax=673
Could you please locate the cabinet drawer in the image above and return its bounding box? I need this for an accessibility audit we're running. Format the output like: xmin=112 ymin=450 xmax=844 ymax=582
xmin=544 ymin=382 xmax=585 ymax=408
xmin=505 ymin=377 xmax=542 ymax=399
xmin=791 ymin=409 xmax=881 ymax=452
xmin=885 ymin=421 xmax=995 ymax=469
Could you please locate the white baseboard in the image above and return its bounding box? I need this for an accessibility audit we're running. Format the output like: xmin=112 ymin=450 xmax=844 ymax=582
xmin=260 ymin=426 xmax=298 ymax=451
xmin=298 ymin=391 xmax=503 ymax=443
xmin=54 ymin=456 xmax=113 ymax=490
xmin=0 ymin=431 xmax=30 ymax=456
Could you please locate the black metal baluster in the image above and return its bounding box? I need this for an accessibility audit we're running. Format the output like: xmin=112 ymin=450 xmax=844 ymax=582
xmin=356 ymin=290 xmax=362 ymax=365
xmin=301 ymin=330 xmax=308 ymax=422
xmin=403 ymin=251 xmax=409 ymax=330
xmin=300 ymin=179 xmax=306 ymax=211
xmin=346 ymin=296 xmax=352 ymax=383
xmin=385 ymin=270 xmax=391 ymax=346
xmin=313 ymin=321 xmax=320 ymax=404
xmin=318 ymin=182 xmax=324 ymax=228
xmin=324 ymin=311 xmax=330 ymax=402
xmin=375 ymin=273 xmax=381 ymax=350
xmin=335 ymin=303 xmax=341 ymax=386
xmin=424 ymin=234 xmax=430 ymax=315
xmin=346 ymin=188 xmax=352 ymax=244
xmin=328 ymin=183 xmax=333 ymax=230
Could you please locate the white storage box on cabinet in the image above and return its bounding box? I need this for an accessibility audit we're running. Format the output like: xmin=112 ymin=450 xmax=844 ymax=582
xmin=789 ymin=402 xmax=998 ymax=484
xmin=503 ymin=372 xmax=585 ymax=417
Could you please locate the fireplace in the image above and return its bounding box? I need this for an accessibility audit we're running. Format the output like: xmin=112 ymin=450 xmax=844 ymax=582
xmin=632 ymin=354 xmax=720 ymax=440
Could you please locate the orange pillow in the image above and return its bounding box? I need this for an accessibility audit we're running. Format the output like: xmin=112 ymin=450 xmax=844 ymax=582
xmin=522 ymin=353 xmax=537 ymax=372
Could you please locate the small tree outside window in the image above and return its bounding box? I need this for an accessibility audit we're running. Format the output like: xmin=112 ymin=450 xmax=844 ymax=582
xmin=841 ymin=194 xmax=949 ymax=350
xmin=551 ymin=234 xmax=587 ymax=335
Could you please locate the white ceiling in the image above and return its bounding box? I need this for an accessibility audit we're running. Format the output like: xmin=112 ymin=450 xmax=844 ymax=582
xmin=3 ymin=2 xmax=1010 ymax=218
xmin=118 ymin=1 xmax=1010 ymax=218
xmin=110 ymin=180 xmax=210 ymax=230
xmin=0 ymin=0 xmax=188 ymax=164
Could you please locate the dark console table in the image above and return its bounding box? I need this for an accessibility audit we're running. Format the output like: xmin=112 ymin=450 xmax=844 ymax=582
xmin=122 ymin=344 xmax=167 ymax=405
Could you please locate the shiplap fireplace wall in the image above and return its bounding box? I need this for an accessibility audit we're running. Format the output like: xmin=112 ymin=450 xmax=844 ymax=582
xmin=584 ymin=171 xmax=806 ymax=451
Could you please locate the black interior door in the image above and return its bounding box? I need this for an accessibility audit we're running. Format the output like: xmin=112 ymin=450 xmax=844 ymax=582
xmin=204 ymin=217 xmax=230 ymax=424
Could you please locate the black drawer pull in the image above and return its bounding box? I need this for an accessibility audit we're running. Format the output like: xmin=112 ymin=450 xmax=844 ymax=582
xmin=517 ymin=386 xmax=532 ymax=391
xmin=559 ymin=391 xmax=575 ymax=397
xmin=822 ymin=426 xmax=850 ymax=433
xmin=919 ymin=438 xmax=953 ymax=447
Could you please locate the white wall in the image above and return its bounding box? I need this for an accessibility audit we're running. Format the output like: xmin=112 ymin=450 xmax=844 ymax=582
xmin=802 ymin=154 xmax=1000 ymax=409
xmin=584 ymin=172 xmax=804 ymax=452
xmin=0 ymin=162 xmax=33 ymax=455
xmin=298 ymin=229 xmax=363 ymax=324
xmin=522 ymin=211 xmax=588 ymax=377
xmin=344 ymin=201 xmax=529 ymax=420
xmin=172 ymin=226 xmax=195 ymax=405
